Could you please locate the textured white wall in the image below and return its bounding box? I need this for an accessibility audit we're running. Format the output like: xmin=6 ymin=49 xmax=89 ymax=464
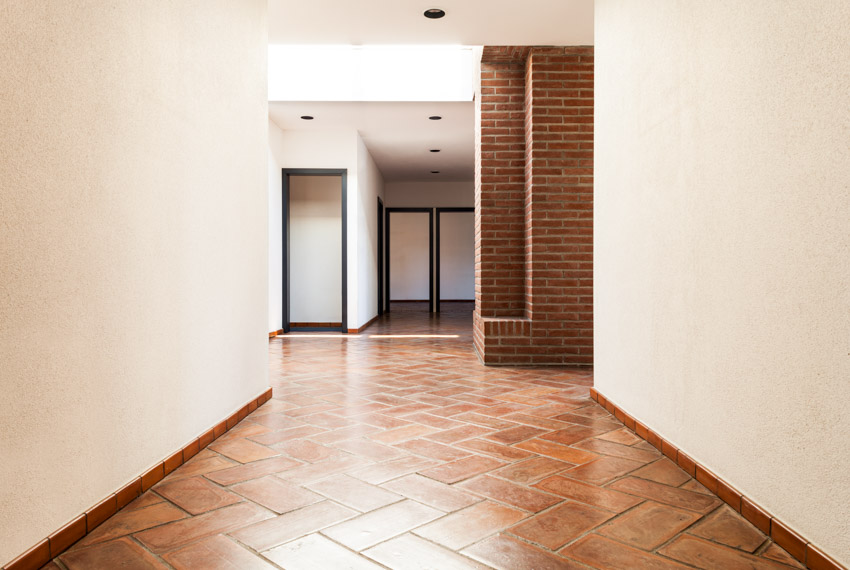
xmin=290 ymin=176 xmax=343 ymax=323
xmin=268 ymin=122 xmax=286 ymax=332
xmin=267 ymin=127 xmax=385 ymax=330
xmin=595 ymin=1 xmax=850 ymax=564
xmin=439 ymin=211 xmax=475 ymax=300
xmin=385 ymin=181 xmax=474 ymax=208
xmin=389 ymin=212 xmax=431 ymax=301
xmin=0 ymin=1 xmax=268 ymax=565
xmin=356 ymin=135 xmax=385 ymax=328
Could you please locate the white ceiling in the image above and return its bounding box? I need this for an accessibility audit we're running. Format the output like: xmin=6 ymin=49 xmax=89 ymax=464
xmin=268 ymin=101 xmax=474 ymax=181
xmin=268 ymin=0 xmax=594 ymax=46
xmin=267 ymin=0 xmax=594 ymax=182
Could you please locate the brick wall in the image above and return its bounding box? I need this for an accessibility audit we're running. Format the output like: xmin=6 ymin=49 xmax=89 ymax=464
xmin=474 ymin=46 xmax=593 ymax=366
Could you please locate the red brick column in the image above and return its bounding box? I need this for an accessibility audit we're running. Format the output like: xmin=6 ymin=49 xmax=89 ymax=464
xmin=474 ymin=46 xmax=593 ymax=366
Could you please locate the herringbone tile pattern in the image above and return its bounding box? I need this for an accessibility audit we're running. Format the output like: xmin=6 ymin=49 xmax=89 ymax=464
xmin=53 ymin=303 xmax=801 ymax=569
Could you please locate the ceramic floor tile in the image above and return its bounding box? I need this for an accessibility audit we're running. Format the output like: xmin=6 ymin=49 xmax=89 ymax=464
xmin=252 ymin=425 xmax=328 ymax=446
xmin=230 ymin=475 xmax=323 ymax=514
xmin=368 ymin=423 xmax=440 ymax=444
xmin=166 ymin=455 xmax=239 ymax=481
xmin=533 ymin=475 xmax=643 ymax=513
xmin=382 ymin=474 xmax=482 ymax=512
xmin=60 ymin=537 xmax=169 ymax=570
xmin=73 ymin=502 xmax=188 ymax=548
xmin=608 ymin=477 xmax=721 ymax=514
xmin=596 ymin=501 xmax=702 ymax=550
xmin=276 ymin=439 xmax=339 ymax=462
xmin=484 ymin=424 xmax=548 ymax=445
xmin=596 ymin=428 xmax=642 ymax=446
xmin=572 ymin=438 xmax=660 ymax=463
xmin=306 ymin=473 xmax=403 ymax=512
xmin=230 ymin=501 xmax=358 ymax=552
xmin=47 ymin=306 xmax=790 ymax=569
xmin=560 ymin=455 xmax=644 ymax=485
xmin=688 ymin=505 xmax=768 ymax=552
xmin=455 ymin=438 xmax=536 ymax=462
xmin=208 ymin=438 xmax=280 ymax=463
xmin=154 ymin=476 xmax=243 ymax=515
xmin=563 ymin=534 xmax=690 ymax=570
xmin=349 ymin=455 xmax=439 ymax=484
xmin=459 ymin=475 xmax=562 ymax=512
xmin=393 ymin=438 xmax=472 ymax=461
xmin=509 ymin=500 xmax=615 ymax=550
xmin=658 ymin=535 xmax=789 ymax=569
xmin=322 ymin=499 xmax=444 ymax=551
xmin=413 ymin=500 xmax=528 ymax=550
xmin=462 ymin=534 xmax=586 ymax=570
xmin=204 ymin=456 xmax=301 ymax=486
xmin=263 ymin=533 xmax=384 ymax=570
xmin=161 ymin=535 xmax=277 ymax=569
xmin=630 ymin=458 xmax=692 ymax=487
xmin=332 ymin=438 xmax=407 ymax=461
xmin=424 ymin=424 xmax=494 ymax=444
xmin=492 ymin=457 xmax=574 ymax=485
xmin=418 ymin=455 xmax=507 ymax=484
xmin=134 ymin=502 xmax=274 ymax=553
xmin=364 ymin=534 xmax=490 ymax=570
xmin=514 ymin=439 xmax=599 ymax=464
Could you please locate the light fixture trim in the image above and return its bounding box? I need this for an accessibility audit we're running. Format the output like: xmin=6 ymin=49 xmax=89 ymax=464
xmin=300 ymin=115 xmax=314 ymax=120
xmin=430 ymin=149 xmax=441 ymax=153
xmin=430 ymin=170 xmax=440 ymax=174
xmin=428 ymin=115 xmax=442 ymax=120
xmin=424 ymin=8 xmax=446 ymax=19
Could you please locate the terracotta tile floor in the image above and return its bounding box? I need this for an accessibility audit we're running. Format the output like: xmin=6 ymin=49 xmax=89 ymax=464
xmin=53 ymin=303 xmax=803 ymax=569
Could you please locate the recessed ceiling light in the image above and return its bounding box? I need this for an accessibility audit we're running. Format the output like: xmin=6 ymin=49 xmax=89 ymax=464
xmin=300 ymin=115 xmax=314 ymax=120
xmin=430 ymin=149 xmax=441 ymax=153
xmin=429 ymin=116 xmax=442 ymax=120
xmin=431 ymin=170 xmax=440 ymax=174
xmin=424 ymin=9 xmax=446 ymax=19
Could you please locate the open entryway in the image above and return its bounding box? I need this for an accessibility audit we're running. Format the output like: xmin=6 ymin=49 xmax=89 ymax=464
xmin=436 ymin=207 xmax=474 ymax=313
xmin=385 ymin=208 xmax=433 ymax=313
xmin=282 ymin=169 xmax=347 ymax=333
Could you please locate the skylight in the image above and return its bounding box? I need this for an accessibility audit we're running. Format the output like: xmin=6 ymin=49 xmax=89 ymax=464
xmin=268 ymin=45 xmax=475 ymax=102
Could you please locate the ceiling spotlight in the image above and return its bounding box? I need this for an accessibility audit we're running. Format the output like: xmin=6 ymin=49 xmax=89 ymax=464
xmin=300 ymin=115 xmax=314 ymax=120
xmin=430 ymin=149 xmax=441 ymax=153
xmin=430 ymin=170 xmax=440 ymax=174
xmin=424 ymin=8 xmax=446 ymax=19
xmin=428 ymin=116 xmax=442 ymax=120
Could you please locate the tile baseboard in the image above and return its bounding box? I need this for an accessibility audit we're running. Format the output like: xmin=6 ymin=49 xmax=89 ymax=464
xmin=2 ymin=387 xmax=273 ymax=570
xmin=348 ymin=315 xmax=379 ymax=334
xmin=268 ymin=329 xmax=283 ymax=338
xmin=589 ymin=387 xmax=845 ymax=570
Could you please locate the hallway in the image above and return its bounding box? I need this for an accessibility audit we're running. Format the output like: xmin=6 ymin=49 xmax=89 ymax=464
xmin=51 ymin=306 xmax=800 ymax=569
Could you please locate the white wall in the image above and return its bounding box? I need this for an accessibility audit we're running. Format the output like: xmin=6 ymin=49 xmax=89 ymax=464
xmin=267 ymin=125 xmax=384 ymax=331
xmin=0 ymin=2 xmax=268 ymax=565
xmin=356 ymin=135 xmax=385 ymax=326
xmin=389 ymin=212 xmax=431 ymax=300
xmin=290 ymin=176 xmax=343 ymax=323
xmin=385 ymin=180 xmax=474 ymax=208
xmin=439 ymin=211 xmax=475 ymax=300
xmin=595 ymin=1 xmax=850 ymax=564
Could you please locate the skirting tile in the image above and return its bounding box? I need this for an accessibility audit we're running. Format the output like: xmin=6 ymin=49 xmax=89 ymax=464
xmin=2 ymin=387 xmax=273 ymax=570
xmin=589 ymin=387 xmax=845 ymax=570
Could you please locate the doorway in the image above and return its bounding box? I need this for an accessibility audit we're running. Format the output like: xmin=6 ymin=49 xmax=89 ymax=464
xmin=385 ymin=208 xmax=433 ymax=313
xmin=436 ymin=207 xmax=475 ymax=313
xmin=282 ymin=169 xmax=347 ymax=333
